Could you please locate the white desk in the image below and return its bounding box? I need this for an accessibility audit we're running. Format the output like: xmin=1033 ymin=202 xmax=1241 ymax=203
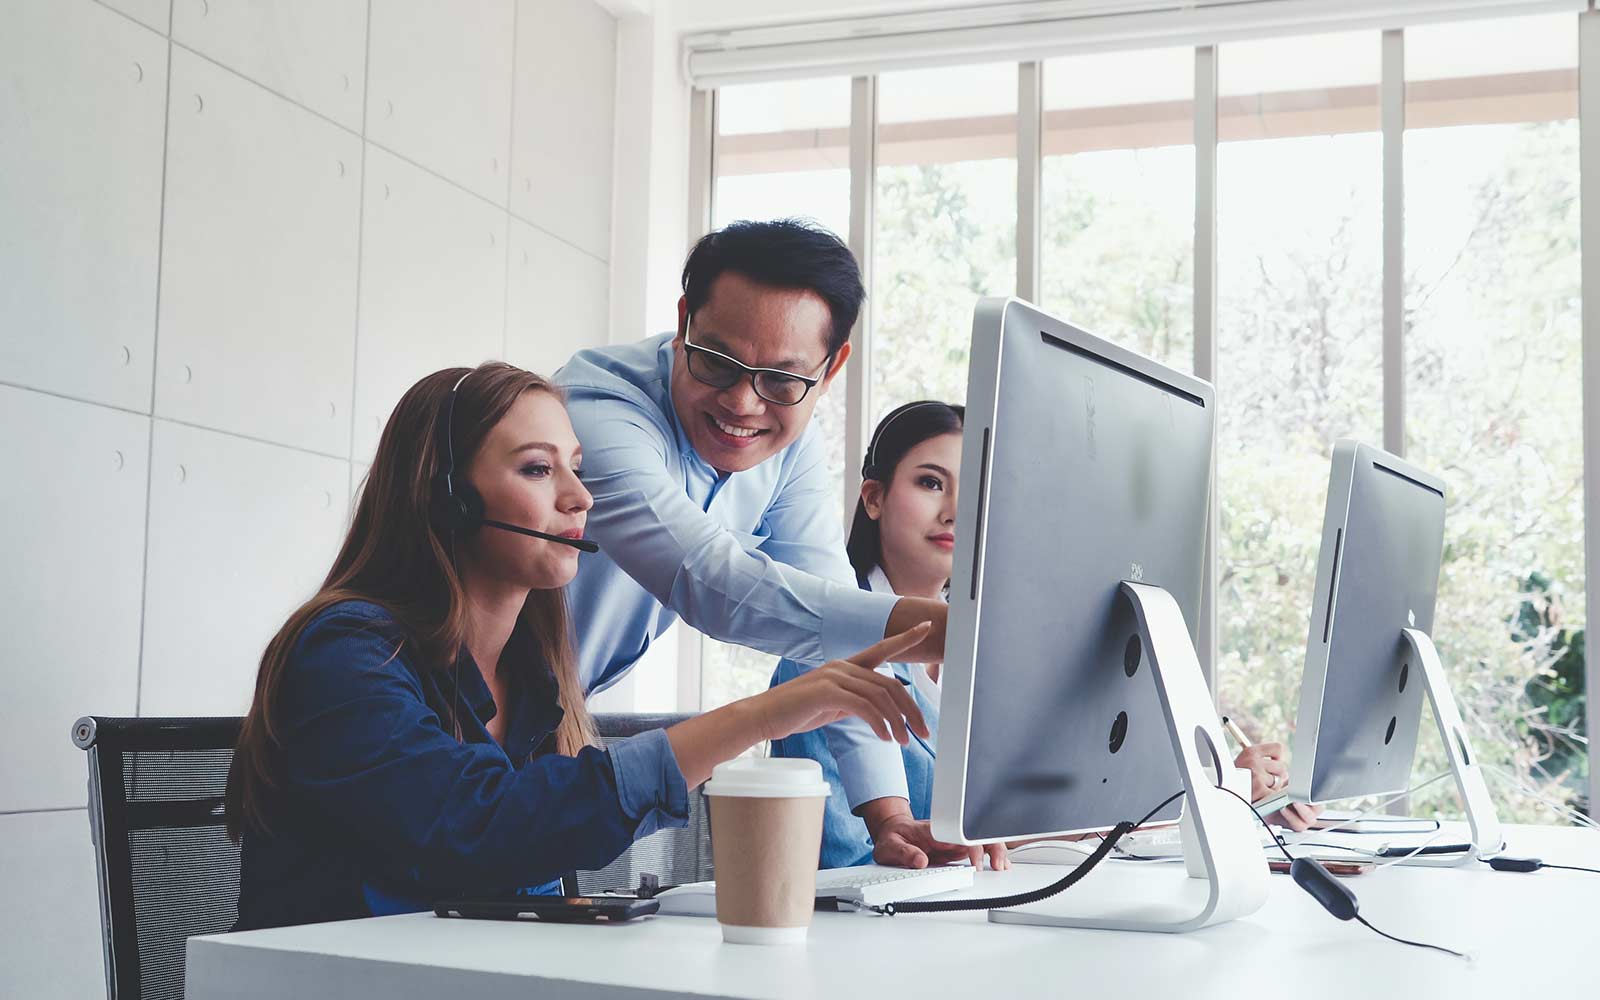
xmin=189 ymin=824 xmax=1598 ymax=999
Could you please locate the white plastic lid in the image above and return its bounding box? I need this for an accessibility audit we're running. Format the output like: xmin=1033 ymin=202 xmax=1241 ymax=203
xmin=702 ymin=757 xmax=831 ymax=798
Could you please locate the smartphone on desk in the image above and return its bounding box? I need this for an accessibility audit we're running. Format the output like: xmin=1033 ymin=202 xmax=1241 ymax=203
xmin=434 ymin=895 xmax=660 ymax=923
xmin=1268 ymin=859 xmax=1373 ymax=877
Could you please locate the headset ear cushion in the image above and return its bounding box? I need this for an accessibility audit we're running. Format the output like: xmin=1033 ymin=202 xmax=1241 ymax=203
xmin=455 ymin=483 xmax=486 ymax=530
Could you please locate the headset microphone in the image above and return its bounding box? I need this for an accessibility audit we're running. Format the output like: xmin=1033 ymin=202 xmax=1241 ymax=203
xmin=438 ymin=370 xmax=600 ymax=555
xmin=471 ymin=516 xmax=599 ymax=553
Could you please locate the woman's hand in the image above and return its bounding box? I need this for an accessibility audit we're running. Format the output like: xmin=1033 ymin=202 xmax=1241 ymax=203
xmin=1266 ymin=802 xmax=1323 ymax=832
xmin=666 ymin=625 xmax=932 ymax=789
xmin=1234 ymin=742 xmax=1290 ymax=803
xmin=861 ymin=797 xmax=1010 ymax=871
xmin=751 ymin=623 xmax=933 ymax=745
xmin=1233 ymin=743 xmax=1323 ymax=832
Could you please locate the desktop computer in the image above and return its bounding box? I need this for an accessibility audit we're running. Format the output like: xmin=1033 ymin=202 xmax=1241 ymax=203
xmin=1284 ymin=440 xmax=1503 ymax=863
xmin=930 ymin=297 xmax=1268 ymax=932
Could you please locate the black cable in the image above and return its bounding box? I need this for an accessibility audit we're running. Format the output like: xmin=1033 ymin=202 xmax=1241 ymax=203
xmin=1214 ymin=785 xmax=1295 ymax=862
xmin=872 ymin=780 xmax=1471 ymax=960
xmin=1481 ymin=857 xmax=1600 ymax=876
xmin=1355 ymin=915 xmax=1470 ymax=960
xmin=1215 ymin=785 xmax=1469 ymax=960
xmin=1099 ymin=830 xmax=1166 ymax=862
xmin=871 ymin=789 xmax=1186 ymax=916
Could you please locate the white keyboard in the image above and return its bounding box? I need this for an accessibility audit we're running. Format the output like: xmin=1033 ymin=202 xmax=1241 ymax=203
xmin=1118 ymin=825 xmax=1184 ymax=856
xmin=813 ymin=864 xmax=974 ymax=907
xmin=650 ymin=864 xmax=974 ymax=917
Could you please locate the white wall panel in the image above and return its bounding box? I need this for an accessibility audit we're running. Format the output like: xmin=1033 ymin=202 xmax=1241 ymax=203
xmin=156 ymin=49 xmax=361 ymax=457
xmin=140 ymin=422 xmax=348 ymax=716
xmin=366 ymin=0 xmax=515 ymax=205
xmin=510 ymin=0 xmax=616 ymax=260
xmin=0 ymin=811 xmax=105 ymax=1000
xmin=354 ymin=146 xmax=507 ymax=462
xmin=173 ymin=0 xmax=368 ymax=131
xmin=0 ymin=388 xmax=147 ymax=811
xmin=99 ymin=0 xmax=170 ymax=34
xmin=506 ymin=219 xmax=609 ymax=378
xmin=0 ymin=0 xmax=167 ymax=412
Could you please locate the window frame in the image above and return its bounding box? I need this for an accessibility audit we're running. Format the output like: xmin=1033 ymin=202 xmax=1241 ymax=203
xmin=687 ymin=13 xmax=1600 ymax=818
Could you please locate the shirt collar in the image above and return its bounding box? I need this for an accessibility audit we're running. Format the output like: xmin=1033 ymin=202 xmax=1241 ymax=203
xmin=454 ymin=621 xmax=563 ymax=736
xmin=451 ymin=649 xmax=497 ymax=722
xmin=656 ymin=336 xmax=717 ymax=479
xmin=865 ymin=565 xmax=895 ymax=597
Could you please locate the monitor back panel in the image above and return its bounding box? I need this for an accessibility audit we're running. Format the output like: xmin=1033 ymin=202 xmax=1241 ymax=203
xmin=1292 ymin=441 xmax=1446 ymax=803
xmin=933 ymin=298 xmax=1215 ymax=843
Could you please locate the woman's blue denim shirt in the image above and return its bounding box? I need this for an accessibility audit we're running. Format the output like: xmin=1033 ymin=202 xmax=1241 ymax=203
xmin=233 ymin=600 xmax=688 ymax=930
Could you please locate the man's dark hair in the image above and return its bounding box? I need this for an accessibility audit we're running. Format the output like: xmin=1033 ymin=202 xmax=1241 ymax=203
xmin=681 ymin=219 xmax=866 ymax=356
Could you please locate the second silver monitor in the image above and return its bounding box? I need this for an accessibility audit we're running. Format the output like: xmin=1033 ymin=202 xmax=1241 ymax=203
xmin=1289 ymin=440 xmax=1447 ymax=804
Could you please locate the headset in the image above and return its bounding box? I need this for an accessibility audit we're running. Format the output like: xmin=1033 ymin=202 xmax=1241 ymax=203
xmin=862 ymin=400 xmax=959 ymax=480
xmin=437 ymin=370 xmax=599 ymax=554
xmin=436 ymin=368 xmax=598 ymax=742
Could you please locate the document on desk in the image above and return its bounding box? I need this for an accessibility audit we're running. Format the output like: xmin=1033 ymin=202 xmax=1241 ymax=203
xmin=1308 ymin=810 xmax=1439 ymax=835
xmin=1277 ymin=827 xmax=1441 ymax=857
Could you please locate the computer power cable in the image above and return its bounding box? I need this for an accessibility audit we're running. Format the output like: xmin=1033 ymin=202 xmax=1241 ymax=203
xmin=1249 ymin=773 xmax=1455 ymax=863
xmin=1302 ymin=771 xmax=1452 ymax=836
xmin=1291 ymin=770 xmax=1599 ymax=875
xmin=1216 ymin=785 xmax=1471 ymax=961
xmin=1482 ymin=764 xmax=1600 ymax=833
xmin=866 ymin=789 xmax=1188 ymax=915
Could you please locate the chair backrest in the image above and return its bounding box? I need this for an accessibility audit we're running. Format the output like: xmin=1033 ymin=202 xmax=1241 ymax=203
xmin=74 ymin=716 xmax=243 ymax=1000
xmin=568 ymin=713 xmax=714 ymax=894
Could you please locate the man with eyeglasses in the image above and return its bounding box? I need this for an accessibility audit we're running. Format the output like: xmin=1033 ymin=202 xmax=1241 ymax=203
xmin=555 ymin=219 xmax=996 ymax=871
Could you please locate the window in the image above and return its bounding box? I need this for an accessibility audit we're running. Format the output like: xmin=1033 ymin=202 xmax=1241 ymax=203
xmin=1404 ymin=14 xmax=1583 ymax=822
xmin=690 ymin=14 xmax=1597 ymax=820
xmin=872 ymin=63 xmax=1018 ymax=420
xmin=1214 ymin=31 xmax=1384 ymax=746
xmin=1041 ymin=47 xmax=1195 ymax=371
xmin=704 ymin=77 xmax=855 ymax=708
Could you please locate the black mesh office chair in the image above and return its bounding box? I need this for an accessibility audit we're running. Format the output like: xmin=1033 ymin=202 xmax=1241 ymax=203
xmin=73 ymin=715 xmax=243 ymax=1000
xmin=566 ymin=713 xmax=715 ymax=894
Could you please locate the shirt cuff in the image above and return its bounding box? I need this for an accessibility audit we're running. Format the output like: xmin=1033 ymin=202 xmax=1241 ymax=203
xmin=606 ymin=728 xmax=691 ymax=840
xmin=832 ymin=734 xmax=911 ymax=812
xmin=819 ymin=588 xmax=899 ymax=663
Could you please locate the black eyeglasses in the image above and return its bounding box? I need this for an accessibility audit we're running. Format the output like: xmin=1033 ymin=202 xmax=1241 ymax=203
xmin=682 ymin=324 xmax=832 ymax=407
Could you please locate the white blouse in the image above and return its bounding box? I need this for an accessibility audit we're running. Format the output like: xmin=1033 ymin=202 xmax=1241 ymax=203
xmin=866 ymin=565 xmax=942 ymax=710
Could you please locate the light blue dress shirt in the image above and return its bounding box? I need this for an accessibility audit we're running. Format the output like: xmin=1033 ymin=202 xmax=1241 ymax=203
xmin=556 ymin=334 xmax=910 ymax=807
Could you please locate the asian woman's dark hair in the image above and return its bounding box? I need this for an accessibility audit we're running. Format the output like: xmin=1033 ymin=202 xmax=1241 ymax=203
xmin=225 ymin=363 xmax=597 ymax=841
xmin=845 ymin=400 xmax=965 ymax=581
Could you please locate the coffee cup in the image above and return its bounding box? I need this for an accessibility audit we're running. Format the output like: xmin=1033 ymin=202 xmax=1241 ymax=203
xmin=702 ymin=757 xmax=831 ymax=944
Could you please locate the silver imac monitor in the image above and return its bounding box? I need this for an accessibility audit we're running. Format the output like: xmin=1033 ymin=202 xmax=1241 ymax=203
xmin=1285 ymin=441 xmax=1503 ymax=862
xmin=930 ymin=297 xmax=1215 ymax=845
xmin=1288 ymin=440 xmax=1445 ymax=804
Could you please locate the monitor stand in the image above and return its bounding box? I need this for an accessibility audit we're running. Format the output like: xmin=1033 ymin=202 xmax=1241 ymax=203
xmin=1388 ymin=627 xmax=1504 ymax=866
xmin=990 ymin=582 xmax=1270 ymax=934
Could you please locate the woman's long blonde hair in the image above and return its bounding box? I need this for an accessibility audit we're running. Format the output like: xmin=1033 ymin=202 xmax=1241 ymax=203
xmin=225 ymin=363 xmax=597 ymax=840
